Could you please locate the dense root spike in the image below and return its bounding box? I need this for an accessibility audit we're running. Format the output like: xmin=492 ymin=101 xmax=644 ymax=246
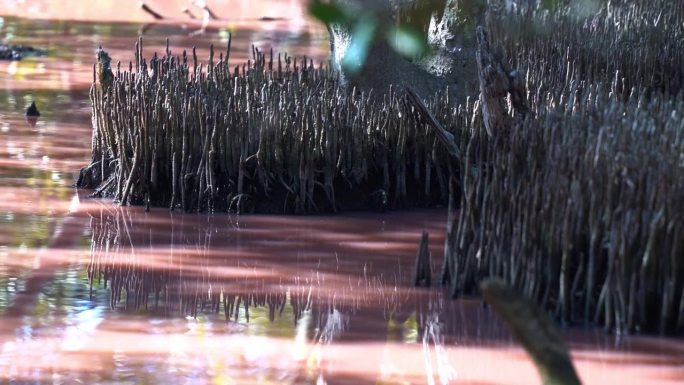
xmin=443 ymin=0 xmax=684 ymax=335
xmin=79 ymin=43 xmax=458 ymax=213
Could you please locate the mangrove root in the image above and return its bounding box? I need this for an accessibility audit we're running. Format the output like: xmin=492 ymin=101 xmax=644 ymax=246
xmin=413 ymin=231 xmax=432 ymax=287
xmin=77 ymin=39 xmax=460 ymax=214
xmin=442 ymin=1 xmax=684 ymax=335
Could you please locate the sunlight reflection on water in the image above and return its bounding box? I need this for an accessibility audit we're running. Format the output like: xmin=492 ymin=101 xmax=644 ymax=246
xmin=0 ymin=4 xmax=682 ymax=385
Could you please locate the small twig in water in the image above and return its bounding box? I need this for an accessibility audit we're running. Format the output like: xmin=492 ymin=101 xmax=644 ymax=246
xmin=140 ymin=2 xmax=164 ymax=20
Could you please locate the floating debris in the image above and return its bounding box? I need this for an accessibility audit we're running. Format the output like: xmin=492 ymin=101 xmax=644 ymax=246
xmin=140 ymin=1 xmax=164 ymax=20
xmin=182 ymin=7 xmax=197 ymax=20
xmin=258 ymin=16 xmax=286 ymax=22
xmin=0 ymin=43 xmax=47 ymax=61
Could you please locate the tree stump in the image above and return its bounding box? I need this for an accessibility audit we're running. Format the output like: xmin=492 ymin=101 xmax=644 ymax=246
xmin=414 ymin=231 xmax=432 ymax=287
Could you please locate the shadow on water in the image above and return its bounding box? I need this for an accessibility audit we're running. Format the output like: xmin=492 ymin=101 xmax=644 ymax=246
xmin=77 ymin=202 xmax=683 ymax=385
xmin=5 ymin=185 xmax=681 ymax=384
xmin=81 ymin=202 xmax=521 ymax=385
xmin=86 ymin=201 xmax=467 ymax=334
xmin=0 ymin=7 xmax=682 ymax=385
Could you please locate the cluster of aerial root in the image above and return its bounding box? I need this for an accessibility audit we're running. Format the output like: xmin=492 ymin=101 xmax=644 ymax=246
xmin=77 ymin=38 xmax=459 ymax=213
xmin=440 ymin=0 xmax=684 ymax=335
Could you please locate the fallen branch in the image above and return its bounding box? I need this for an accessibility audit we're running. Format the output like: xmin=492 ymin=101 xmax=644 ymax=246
xmin=481 ymin=278 xmax=581 ymax=385
xmin=140 ymin=1 xmax=164 ymax=20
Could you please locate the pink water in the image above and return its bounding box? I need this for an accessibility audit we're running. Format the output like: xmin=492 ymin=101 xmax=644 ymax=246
xmin=0 ymin=2 xmax=682 ymax=384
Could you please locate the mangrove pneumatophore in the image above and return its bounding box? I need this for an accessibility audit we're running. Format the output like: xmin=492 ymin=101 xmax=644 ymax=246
xmin=441 ymin=0 xmax=684 ymax=335
xmin=77 ymin=0 xmax=684 ymax=336
xmin=25 ymin=101 xmax=40 ymax=127
xmin=413 ymin=230 xmax=432 ymax=287
xmin=77 ymin=37 xmax=460 ymax=214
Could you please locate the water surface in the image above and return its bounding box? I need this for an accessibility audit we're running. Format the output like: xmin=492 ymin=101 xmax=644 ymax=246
xmin=0 ymin=5 xmax=682 ymax=385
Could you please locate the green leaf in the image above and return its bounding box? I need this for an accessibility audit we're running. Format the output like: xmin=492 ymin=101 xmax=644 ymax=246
xmin=386 ymin=25 xmax=429 ymax=59
xmin=308 ymin=0 xmax=349 ymax=25
xmin=341 ymin=17 xmax=377 ymax=75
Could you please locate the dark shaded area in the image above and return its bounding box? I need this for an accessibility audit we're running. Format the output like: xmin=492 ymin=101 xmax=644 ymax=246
xmin=24 ymin=100 xmax=40 ymax=117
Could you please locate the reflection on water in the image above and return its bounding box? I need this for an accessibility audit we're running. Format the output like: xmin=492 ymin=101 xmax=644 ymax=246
xmin=0 ymin=11 xmax=327 ymax=91
xmin=0 ymin=5 xmax=683 ymax=385
xmin=87 ymin=202 xmax=448 ymax=324
xmin=3 ymin=197 xmax=683 ymax=384
xmin=0 ymin=0 xmax=313 ymax=24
